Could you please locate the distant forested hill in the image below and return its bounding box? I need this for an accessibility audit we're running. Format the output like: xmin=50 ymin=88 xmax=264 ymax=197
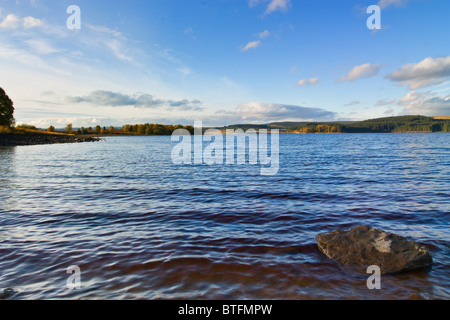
xmin=287 ymin=116 xmax=450 ymax=133
xmin=219 ymin=116 xmax=450 ymax=133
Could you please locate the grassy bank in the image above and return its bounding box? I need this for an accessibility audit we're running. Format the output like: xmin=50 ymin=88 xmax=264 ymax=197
xmin=0 ymin=126 xmax=100 ymax=147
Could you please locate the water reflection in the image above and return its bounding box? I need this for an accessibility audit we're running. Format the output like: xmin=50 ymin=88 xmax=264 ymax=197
xmin=0 ymin=147 xmax=16 ymax=212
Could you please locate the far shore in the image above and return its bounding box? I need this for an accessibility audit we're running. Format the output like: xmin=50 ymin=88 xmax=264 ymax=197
xmin=2 ymin=130 xmax=449 ymax=148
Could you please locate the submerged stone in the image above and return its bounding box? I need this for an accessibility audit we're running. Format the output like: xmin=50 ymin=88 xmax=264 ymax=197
xmin=316 ymin=225 xmax=433 ymax=274
xmin=0 ymin=288 xmax=17 ymax=300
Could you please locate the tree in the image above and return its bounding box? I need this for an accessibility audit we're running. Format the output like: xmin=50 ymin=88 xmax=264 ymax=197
xmin=66 ymin=123 xmax=73 ymax=134
xmin=0 ymin=87 xmax=15 ymax=127
xmin=137 ymin=124 xmax=146 ymax=135
xmin=47 ymin=126 xmax=55 ymax=132
xmin=17 ymin=124 xmax=37 ymax=130
xmin=444 ymin=122 xmax=450 ymax=132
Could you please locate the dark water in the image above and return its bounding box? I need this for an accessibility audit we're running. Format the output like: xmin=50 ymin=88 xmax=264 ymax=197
xmin=0 ymin=134 xmax=449 ymax=300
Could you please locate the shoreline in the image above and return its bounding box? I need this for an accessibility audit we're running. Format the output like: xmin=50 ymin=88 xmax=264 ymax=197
xmin=0 ymin=133 xmax=100 ymax=147
xmin=2 ymin=131 xmax=448 ymax=148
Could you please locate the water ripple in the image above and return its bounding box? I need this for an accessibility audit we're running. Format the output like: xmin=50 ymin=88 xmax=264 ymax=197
xmin=0 ymin=134 xmax=449 ymax=299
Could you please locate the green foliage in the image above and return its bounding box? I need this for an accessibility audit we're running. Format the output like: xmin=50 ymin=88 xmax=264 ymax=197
xmin=442 ymin=122 xmax=450 ymax=132
xmin=0 ymin=125 xmax=14 ymax=134
xmin=288 ymin=116 xmax=450 ymax=133
xmin=47 ymin=126 xmax=55 ymax=132
xmin=137 ymin=124 xmax=146 ymax=135
xmin=120 ymin=123 xmax=193 ymax=136
xmin=65 ymin=123 xmax=73 ymax=134
xmin=292 ymin=123 xmax=343 ymax=134
xmin=16 ymin=124 xmax=38 ymax=130
xmin=0 ymin=87 xmax=15 ymax=127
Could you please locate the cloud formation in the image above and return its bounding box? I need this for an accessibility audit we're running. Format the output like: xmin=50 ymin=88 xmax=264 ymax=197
xmin=344 ymin=100 xmax=361 ymax=107
xmin=84 ymin=24 xmax=136 ymax=62
xmin=242 ymin=40 xmax=262 ymax=52
xmin=296 ymin=78 xmax=319 ymax=86
xmin=398 ymin=91 xmax=450 ymax=116
xmin=25 ymin=39 xmax=59 ymax=55
xmin=67 ymin=91 xmax=204 ymax=111
xmin=0 ymin=14 xmax=44 ymax=29
xmin=23 ymin=16 xmax=44 ymax=29
xmin=385 ymin=56 xmax=450 ymax=90
xmin=217 ymin=102 xmax=336 ymax=122
xmin=377 ymin=0 xmax=412 ymax=9
xmin=337 ymin=63 xmax=383 ymax=82
xmin=258 ymin=30 xmax=270 ymax=39
xmin=376 ymin=98 xmax=397 ymax=106
xmin=184 ymin=27 xmax=196 ymax=40
xmin=249 ymin=0 xmax=291 ymax=15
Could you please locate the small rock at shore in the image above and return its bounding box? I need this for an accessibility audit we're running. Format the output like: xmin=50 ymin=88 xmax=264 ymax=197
xmin=316 ymin=225 xmax=433 ymax=274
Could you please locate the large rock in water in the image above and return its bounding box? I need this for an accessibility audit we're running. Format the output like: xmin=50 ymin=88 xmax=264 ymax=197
xmin=316 ymin=225 xmax=433 ymax=274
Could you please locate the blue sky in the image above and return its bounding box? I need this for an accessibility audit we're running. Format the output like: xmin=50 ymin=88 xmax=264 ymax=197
xmin=0 ymin=0 xmax=449 ymax=127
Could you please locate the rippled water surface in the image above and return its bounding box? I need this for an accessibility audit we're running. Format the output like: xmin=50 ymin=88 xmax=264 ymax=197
xmin=0 ymin=134 xmax=449 ymax=299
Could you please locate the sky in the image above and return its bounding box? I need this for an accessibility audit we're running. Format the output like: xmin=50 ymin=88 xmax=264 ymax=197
xmin=0 ymin=0 xmax=449 ymax=128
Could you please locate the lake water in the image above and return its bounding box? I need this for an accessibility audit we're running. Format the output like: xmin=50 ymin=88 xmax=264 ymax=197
xmin=0 ymin=133 xmax=449 ymax=300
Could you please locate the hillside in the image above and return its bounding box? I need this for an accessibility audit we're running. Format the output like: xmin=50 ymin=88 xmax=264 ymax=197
xmin=291 ymin=116 xmax=450 ymax=133
xmin=220 ymin=116 xmax=450 ymax=133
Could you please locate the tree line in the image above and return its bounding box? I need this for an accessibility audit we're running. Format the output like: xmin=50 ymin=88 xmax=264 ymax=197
xmin=287 ymin=116 xmax=450 ymax=133
xmin=59 ymin=123 xmax=195 ymax=136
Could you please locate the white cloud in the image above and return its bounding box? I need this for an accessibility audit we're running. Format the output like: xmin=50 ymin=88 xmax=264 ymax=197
xmin=296 ymin=77 xmax=319 ymax=86
xmin=78 ymin=24 xmax=145 ymax=64
xmin=265 ymin=0 xmax=291 ymax=14
xmin=0 ymin=14 xmax=44 ymax=29
xmin=258 ymin=30 xmax=270 ymax=39
xmin=0 ymin=42 xmax=71 ymax=76
xmin=398 ymin=90 xmax=426 ymax=103
xmin=0 ymin=14 xmax=21 ymax=29
xmin=386 ymin=56 xmax=450 ymax=90
xmin=249 ymin=0 xmax=292 ymax=15
xmin=25 ymin=39 xmax=59 ymax=55
xmin=242 ymin=40 xmax=261 ymax=52
xmin=337 ymin=63 xmax=383 ymax=82
xmin=398 ymin=91 xmax=450 ymax=116
xmin=377 ymin=0 xmax=412 ymax=9
xmin=23 ymin=16 xmax=44 ymax=28
xmin=86 ymin=24 xmax=124 ymax=38
xmin=105 ymin=39 xmax=133 ymax=62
